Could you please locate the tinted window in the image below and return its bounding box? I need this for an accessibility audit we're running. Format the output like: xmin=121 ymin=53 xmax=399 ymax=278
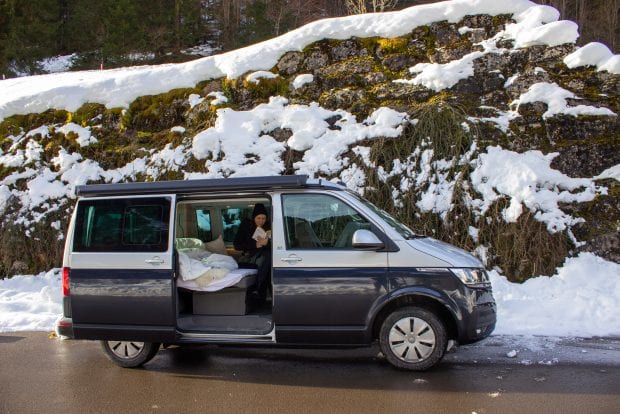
xmin=221 ymin=207 xmax=250 ymax=243
xmin=282 ymin=194 xmax=370 ymax=249
xmin=195 ymin=209 xmax=212 ymax=241
xmin=74 ymin=197 xmax=170 ymax=252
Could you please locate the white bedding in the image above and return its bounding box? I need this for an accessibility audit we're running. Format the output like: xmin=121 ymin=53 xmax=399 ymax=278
xmin=177 ymin=268 xmax=258 ymax=292
xmin=177 ymin=248 xmax=258 ymax=292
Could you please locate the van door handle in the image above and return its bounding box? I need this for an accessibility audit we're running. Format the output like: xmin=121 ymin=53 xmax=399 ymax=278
xmin=145 ymin=257 xmax=165 ymax=265
xmin=281 ymin=255 xmax=302 ymax=263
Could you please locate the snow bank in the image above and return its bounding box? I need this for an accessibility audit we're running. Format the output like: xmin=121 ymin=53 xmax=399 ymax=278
xmin=0 ymin=270 xmax=62 ymax=332
xmin=491 ymin=253 xmax=620 ymax=337
xmin=1 ymin=254 xmax=618 ymax=337
xmin=563 ymin=42 xmax=620 ymax=74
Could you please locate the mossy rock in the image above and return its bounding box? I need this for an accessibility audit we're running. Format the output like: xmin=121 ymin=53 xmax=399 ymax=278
xmin=372 ymin=82 xmax=434 ymax=103
xmin=319 ymin=88 xmax=372 ymax=118
xmin=328 ymin=38 xmax=371 ymax=61
xmin=125 ymin=88 xmax=198 ymax=131
xmin=550 ymin=136 xmax=620 ymax=178
xmin=0 ymin=110 xmax=68 ymax=141
xmin=546 ymin=115 xmax=620 ymax=145
xmin=242 ymin=73 xmax=290 ymax=101
xmin=376 ymin=37 xmax=410 ymax=55
xmin=277 ymin=51 xmax=305 ymax=76
xmin=562 ymin=190 xmax=620 ymax=263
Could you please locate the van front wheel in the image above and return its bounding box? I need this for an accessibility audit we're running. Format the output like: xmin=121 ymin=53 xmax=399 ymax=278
xmin=379 ymin=306 xmax=447 ymax=371
xmin=101 ymin=340 xmax=160 ymax=368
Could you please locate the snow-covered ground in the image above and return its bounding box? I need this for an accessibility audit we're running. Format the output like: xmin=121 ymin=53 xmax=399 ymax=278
xmin=1 ymin=252 xmax=618 ymax=338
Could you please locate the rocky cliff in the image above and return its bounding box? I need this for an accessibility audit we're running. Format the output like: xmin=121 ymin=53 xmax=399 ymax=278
xmin=0 ymin=1 xmax=618 ymax=280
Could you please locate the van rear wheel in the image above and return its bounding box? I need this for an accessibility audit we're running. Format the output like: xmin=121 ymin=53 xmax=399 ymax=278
xmin=101 ymin=340 xmax=160 ymax=368
xmin=379 ymin=306 xmax=447 ymax=371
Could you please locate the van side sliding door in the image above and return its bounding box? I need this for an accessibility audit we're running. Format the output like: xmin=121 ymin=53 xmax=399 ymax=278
xmin=69 ymin=195 xmax=176 ymax=342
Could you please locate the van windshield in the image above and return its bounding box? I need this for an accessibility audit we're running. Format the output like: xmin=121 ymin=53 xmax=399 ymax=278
xmin=347 ymin=191 xmax=420 ymax=239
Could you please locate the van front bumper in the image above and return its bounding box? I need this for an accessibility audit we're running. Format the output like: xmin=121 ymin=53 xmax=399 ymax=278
xmin=457 ymin=286 xmax=496 ymax=344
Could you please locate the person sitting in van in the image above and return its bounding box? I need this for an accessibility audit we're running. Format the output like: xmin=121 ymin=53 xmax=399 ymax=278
xmin=233 ymin=203 xmax=271 ymax=302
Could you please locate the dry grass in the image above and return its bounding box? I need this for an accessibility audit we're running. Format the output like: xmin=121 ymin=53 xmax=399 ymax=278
xmin=0 ymin=200 xmax=68 ymax=278
xmin=361 ymin=99 xmax=570 ymax=282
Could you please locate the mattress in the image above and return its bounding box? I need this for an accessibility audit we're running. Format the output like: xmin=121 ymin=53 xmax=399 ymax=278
xmin=177 ymin=268 xmax=257 ymax=292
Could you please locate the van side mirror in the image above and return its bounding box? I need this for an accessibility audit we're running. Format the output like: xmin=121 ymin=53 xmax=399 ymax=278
xmin=352 ymin=229 xmax=384 ymax=250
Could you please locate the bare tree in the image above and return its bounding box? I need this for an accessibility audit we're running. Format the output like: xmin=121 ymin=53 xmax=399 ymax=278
xmin=344 ymin=0 xmax=399 ymax=14
xmin=532 ymin=0 xmax=618 ymax=52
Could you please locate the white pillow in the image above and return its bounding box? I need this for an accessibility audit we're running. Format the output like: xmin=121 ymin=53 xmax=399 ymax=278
xmin=203 ymin=253 xmax=238 ymax=270
xmin=178 ymin=248 xmax=211 ymax=261
xmin=204 ymin=235 xmax=227 ymax=255
xmin=176 ymin=237 xmax=204 ymax=249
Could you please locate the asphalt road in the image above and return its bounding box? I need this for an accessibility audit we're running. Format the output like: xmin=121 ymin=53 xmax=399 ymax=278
xmin=0 ymin=332 xmax=618 ymax=414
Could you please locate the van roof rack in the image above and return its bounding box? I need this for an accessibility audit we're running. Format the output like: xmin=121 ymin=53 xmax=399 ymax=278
xmin=75 ymin=175 xmax=344 ymax=197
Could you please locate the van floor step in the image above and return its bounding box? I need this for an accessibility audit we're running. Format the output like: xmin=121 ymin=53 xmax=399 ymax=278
xmin=177 ymin=314 xmax=273 ymax=335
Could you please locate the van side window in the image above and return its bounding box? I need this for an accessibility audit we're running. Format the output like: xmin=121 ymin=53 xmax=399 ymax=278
xmin=73 ymin=198 xmax=170 ymax=252
xmin=282 ymin=194 xmax=370 ymax=249
xmin=221 ymin=207 xmax=250 ymax=243
xmin=195 ymin=209 xmax=212 ymax=241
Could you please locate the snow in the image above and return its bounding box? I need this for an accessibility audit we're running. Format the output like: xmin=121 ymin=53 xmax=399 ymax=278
xmin=0 ymin=270 xmax=62 ymax=332
xmin=56 ymin=123 xmax=97 ymax=147
xmin=468 ymin=108 xmax=518 ymax=132
xmin=292 ymin=74 xmax=314 ymax=89
xmin=207 ymin=91 xmax=228 ymax=105
xmin=0 ymin=0 xmax=563 ymax=121
xmin=470 ymin=146 xmax=600 ymax=232
xmin=511 ymin=82 xmax=616 ymax=119
xmin=595 ymin=164 xmax=620 ymax=181
xmin=191 ymin=97 xmax=407 ymax=178
xmin=246 ymin=71 xmax=279 ymax=84
xmin=38 ymin=54 xmax=77 ymax=73
xmin=188 ymin=93 xmax=205 ymax=108
xmin=563 ymin=42 xmax=620 ymax=74
xmin=491 ymin=253 xmax=620 ymax=337
xmin=507 ymin=7 xmax=579 ymax=48
xmin=396 ymin=51 xmax=484 ymax=92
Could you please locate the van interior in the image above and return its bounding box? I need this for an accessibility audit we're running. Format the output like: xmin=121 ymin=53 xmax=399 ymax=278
xmin=174 ymin=197 xmax=273 ymax=336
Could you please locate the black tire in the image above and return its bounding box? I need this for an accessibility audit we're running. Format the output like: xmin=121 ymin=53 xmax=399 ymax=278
xmin=100 ymin=340 xmax=160 ymax=368
xmin=379 ymin=306 xmax=447 ymax=371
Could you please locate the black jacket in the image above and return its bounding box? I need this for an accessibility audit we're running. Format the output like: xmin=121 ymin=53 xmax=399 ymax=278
xmin=233 ymin=219 xmax=271 ymax=254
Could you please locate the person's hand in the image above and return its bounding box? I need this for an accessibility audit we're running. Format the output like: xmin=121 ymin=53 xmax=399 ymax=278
xmin=256 ymin=236 xmax=268 ymax=248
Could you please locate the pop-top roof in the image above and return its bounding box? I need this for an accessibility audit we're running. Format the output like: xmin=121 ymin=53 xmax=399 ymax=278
xmin=76 ymin=175 xmax=345 ymax=197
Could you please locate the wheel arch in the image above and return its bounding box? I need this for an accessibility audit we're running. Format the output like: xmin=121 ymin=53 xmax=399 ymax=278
xmin=369 ymin=291 xmax=460 ymax=342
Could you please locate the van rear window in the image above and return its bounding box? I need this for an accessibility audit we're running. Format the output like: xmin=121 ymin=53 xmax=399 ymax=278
xmin=73 ymin=198 xmax=170 ymax=252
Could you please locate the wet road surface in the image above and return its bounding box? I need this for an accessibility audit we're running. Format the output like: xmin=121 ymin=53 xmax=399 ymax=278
xmin=0 ymin=332 xmax=618 ymax=413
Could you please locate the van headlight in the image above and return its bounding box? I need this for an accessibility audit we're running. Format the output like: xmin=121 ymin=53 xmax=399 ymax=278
xmin=450 ymin=268 xmax=490 ymax=287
